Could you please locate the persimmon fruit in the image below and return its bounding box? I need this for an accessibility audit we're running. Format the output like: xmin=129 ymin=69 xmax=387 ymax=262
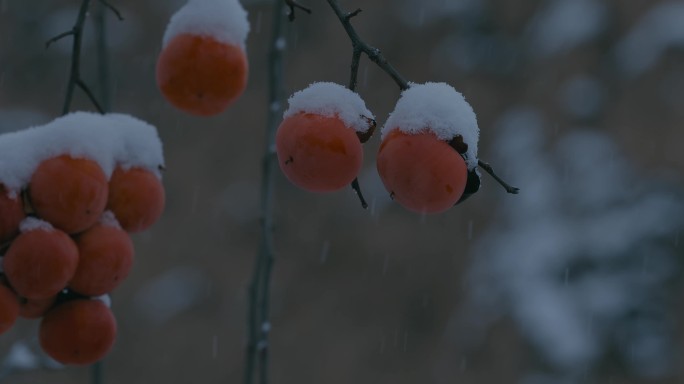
xmin=0 ymin=185 xmax=25 ymax=243
xmin=29 ymin=155 xmax=108 ymax=234
xmin=70 ymin=222 xmax=134 ymax=296
xmin=39 ymin=299 xmax=117 ymax=365
xmin=0 ymin=283 xmax=20 ymax=334
xmin=276 ymin=113 xmax=363 ymax=192
xmin=377 ymin=129 xmax=468 ymax=214
xmin=107 ymin=166 xmax=165 ymax=233
xmin=156 ymin=33 xmax=248 ymax=116
xmin=3 ymin=227 xmax=79 ymax=300
xmin=20 ymin=295 xmax=58 ymax=319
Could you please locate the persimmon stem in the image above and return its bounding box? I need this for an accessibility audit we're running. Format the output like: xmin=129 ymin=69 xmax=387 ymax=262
xmin=477 ymin=160 xmax=520 ymax=194
xmin=351 ymin=177 xmax=369 ymax=209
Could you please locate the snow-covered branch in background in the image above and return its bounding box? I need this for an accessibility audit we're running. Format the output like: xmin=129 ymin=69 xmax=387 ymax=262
xmin=459 ymin=107 xmax=684 ymax=381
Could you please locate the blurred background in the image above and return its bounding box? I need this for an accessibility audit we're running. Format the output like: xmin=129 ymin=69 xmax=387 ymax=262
xmin=1 ymin=0 xmax=683 ymax=383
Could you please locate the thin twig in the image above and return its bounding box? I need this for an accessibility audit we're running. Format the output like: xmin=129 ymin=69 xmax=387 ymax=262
xmin=284 ymin=0 xmax=311 ymax=21
xmin=478 ymin=160 xmax=520 ymax=194
xmin=46 ymin=0 xmax=101 ymax=115
xmin=45 ymin=30 xmax=75 ymax=48
xmin=244 ymin=1 xmax=288 ymax=384
xmin=76 ymin=79 xmax=105 ymax=114
xmin=99 ymin=0 xmax=124 ymax=20
xmin=351 ymin=178 xmax=368 ymax=209
xmin=326 ymin=0 xmax=409 ymax=91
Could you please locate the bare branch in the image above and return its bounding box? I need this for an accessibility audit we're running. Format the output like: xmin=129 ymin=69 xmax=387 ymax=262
xmin=351 ymin=178 xmax=368 ymax=209
xmin=285 ymin=0 xmax=311 ymax=21
xmin=99 ymin=0 xmax=124 ymax=20
xmin=326 ymin=0 xmax=409 ymax=91
xmin=478 ymin=160 xmax=520 ymax=194
xmin=76 ymin=79 xmax=105 ymax=114
xmin=45 ymin=29 xmax=75 ymax=48
xmin=244 ymin=1 xmax=288 ymax=383
xmin=51 ymin=0 xmax=109 ymax=116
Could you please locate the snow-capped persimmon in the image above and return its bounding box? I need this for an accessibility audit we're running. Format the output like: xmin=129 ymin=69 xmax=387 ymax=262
xmin=0 ymin=184 xmax=25 ymax=243
xmin=70 ymin=221 xmax=134 ymax=296
xmin=3 ymin=226 xmax=79 ymax=300
xmin=156 ymin=34 xmax=248 ymax=116
xmin=20 ymin=295 xmax=57 ymax=319
xmin=377 ymin=129 xmax=468 ymax=214
xmin=276 ymin=113 xmax=363 ymax=192
xmin=40 ymin=299 xmax=117 ymax=365
xmin=0 ymin=283 xmax=20 ymax=335
xmin=107 ymin=166 xmax=165 ymax=233
xmin=29 ymin=155 xmax=108 ymax=234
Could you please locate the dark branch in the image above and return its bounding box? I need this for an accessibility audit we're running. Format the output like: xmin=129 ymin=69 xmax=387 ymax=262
xmin=47 ymin=0 xmax=107 ymax=116
xmin=99 ymin=0 xmax=124 ymax=20
xmin=478 ymin=160 xmax=520 ymax=194
xmin=244 ymin=1 xmax=288 ymax=384
xmin=351 ymin=178 xmax=368 ymax=209
xmin=326 ymin=0 xmax=409 ymax=91
xmin=285 ymin=0 xmax=311 ymax=21
xmin=345 ymin=8 xmax=362 ymax=21
xmin=46 ymin=29 xmax=75 ymax=48
xmin=76 ymin=79 xmax=105 ymax=114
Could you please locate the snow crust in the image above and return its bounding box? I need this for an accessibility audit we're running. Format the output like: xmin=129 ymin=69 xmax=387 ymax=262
xmin=93 ymin=294 xmax=112 ymax=308
xmin=0 ymin=111 xmax=165 ymax=193
xmin=382 ymin=82 xmax=479 ymax=169
xmin=19 ymin=217 xmax=54 ymax=233
xmin=99 ymin=211 xmax=122 ymax=229
xmin=283 ymin=82 xmax=375 ymax=133
xmin=162 ymin=0 xmax=250 ymax=50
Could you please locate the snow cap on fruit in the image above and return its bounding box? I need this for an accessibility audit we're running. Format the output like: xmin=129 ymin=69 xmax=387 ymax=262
xmin=163 ymin=0 xmax=250 ymax=50
xmin=382 ymin=82 xmax=480 ymax=169
xmin=284 ymin=82 xmax=375 ymax=134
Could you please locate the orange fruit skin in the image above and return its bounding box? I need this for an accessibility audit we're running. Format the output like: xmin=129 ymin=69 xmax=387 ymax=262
xmin=29 ymin=155 xmax=108 ymax=234
xmin=40 ymin=299 xmax=117 ymax=365
xmin=70 ymin=223 xmax=134 ymax=296
xmin=107 ymin=167 xmax=165 ymax=233
xmin=20 ymin=295 xmax=57 ymax=319
xmin=377 ymin=129 xmax=468 ymax=214
xmin=0 ymin=284 xmax=20 ymax=335
xmin=156 ymin=33 xmax=248 ymax=116
xmin=0 ymin=185 xmax=25 ymax=243
xmin=3 ymin=228 xmax=79 ymax=300
xmin=276 ymin=113 xmax=363 ymax=192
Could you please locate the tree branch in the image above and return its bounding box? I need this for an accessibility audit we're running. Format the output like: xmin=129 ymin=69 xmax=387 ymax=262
xmin=244 ymin=1 xmax=288 ymax=383
xmin=326 ymin=0 xmax=409 ymax=91
xmin=285 ymin=0 xmax=311 ymax=21
xmin=99 ymin=0 xmax=123 ymax=20
xmin=477 ymin=160 xmax=520 ymax=194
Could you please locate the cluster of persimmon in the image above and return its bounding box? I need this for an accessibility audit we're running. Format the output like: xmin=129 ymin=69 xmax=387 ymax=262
xmin=275 ymin=82 xmax=480 ymax=214
xmin=0 ymin=112 xmax=165 ymax=365
xmin=156 ymin=0 xmax=250 ymax=116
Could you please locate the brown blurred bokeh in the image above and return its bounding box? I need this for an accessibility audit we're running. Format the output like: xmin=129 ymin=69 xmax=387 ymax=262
xmin=1 ymin=0 xmax=683 ymax=383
